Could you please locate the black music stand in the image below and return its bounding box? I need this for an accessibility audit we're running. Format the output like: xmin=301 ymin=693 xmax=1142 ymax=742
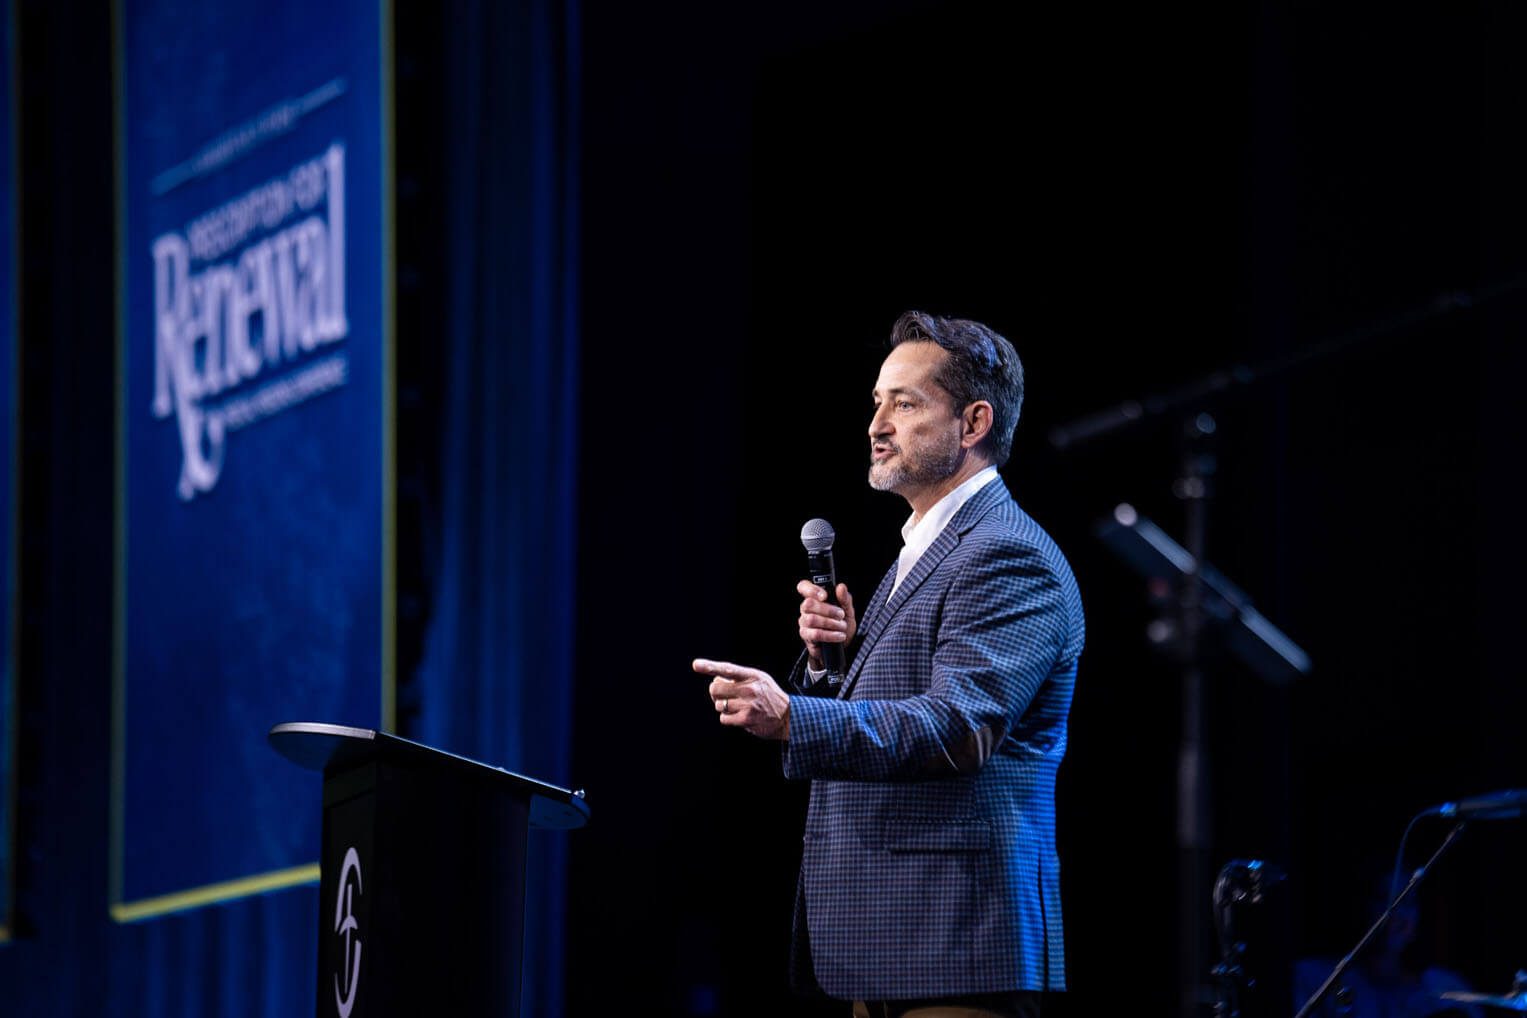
xmin=269 ymin=721 xmax=590 ymax=1018
xmin=1097 ymin=499 xmax=1311 ymax=1015
xmin=1096 ymin=503 xmax=1311 ymax=685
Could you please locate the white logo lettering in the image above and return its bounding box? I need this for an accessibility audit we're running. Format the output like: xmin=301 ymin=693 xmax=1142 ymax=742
xmin=333 ymin=846 xmax=363 ymax=1018
xmin=150 ymin=143 xmax=350 ymax=500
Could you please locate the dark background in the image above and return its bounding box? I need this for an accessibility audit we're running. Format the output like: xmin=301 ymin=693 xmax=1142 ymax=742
xmin=5 ymin=0 xmax=1526 ymax=1014
xmin=568 ymin=1 xmax=1526 ymax=1014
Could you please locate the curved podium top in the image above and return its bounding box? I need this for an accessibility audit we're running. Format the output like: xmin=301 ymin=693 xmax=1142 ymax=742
xmin=268 ymin=721 xmax=590 ymax=830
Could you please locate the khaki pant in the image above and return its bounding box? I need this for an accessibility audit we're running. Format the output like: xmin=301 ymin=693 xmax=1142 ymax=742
xmin=852 ymin=999 xmax=1037 ymax=1018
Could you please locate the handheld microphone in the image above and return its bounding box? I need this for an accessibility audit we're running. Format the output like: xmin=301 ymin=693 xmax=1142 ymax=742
xmin=800 ymin=519 xmax=844 ymax=680
xmin=1424 ymin=789 xmax=1527 ymax=820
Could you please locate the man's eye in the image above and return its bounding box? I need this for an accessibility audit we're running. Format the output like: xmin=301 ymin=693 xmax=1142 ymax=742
xmin=897 ymin=401 xmax=915 ymax=411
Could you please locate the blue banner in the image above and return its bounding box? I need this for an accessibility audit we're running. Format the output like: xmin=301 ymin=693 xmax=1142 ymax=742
xmin=0 ymin=0 xmax=16 ymax=946
xmin=114 ymin=0 xmax=391 ymax=919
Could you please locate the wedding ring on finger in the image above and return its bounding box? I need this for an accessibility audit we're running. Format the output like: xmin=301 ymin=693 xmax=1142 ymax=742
xmin=720 ymin=697 xmax=729 ymax=714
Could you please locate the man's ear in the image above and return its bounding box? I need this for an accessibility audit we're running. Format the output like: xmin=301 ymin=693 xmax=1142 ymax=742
xmin=961 ymin=401 xmax=994 ymax=449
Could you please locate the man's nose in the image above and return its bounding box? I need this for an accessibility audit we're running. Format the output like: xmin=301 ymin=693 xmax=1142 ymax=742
xmin=868 ymin=403 xmax=893 ymax=437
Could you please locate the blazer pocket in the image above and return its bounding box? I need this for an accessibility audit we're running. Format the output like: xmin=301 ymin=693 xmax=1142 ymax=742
xmin=882 ymin=819 xmax=991 ymax=853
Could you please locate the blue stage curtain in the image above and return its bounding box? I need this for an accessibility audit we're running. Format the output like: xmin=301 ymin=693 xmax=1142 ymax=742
xmin=412 ymin=1 xmax=581 ymax=1015
xmin=0 ymin=0 xmax=578 ymax=1013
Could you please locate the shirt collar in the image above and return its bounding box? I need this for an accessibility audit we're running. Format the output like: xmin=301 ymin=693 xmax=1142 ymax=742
xmin=899 ymin=464 xmax=1001 ymax=551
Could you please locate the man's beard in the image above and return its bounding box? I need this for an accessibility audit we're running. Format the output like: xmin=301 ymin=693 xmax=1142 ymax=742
xmin=868 ymin=431 xmax=963 ymax=494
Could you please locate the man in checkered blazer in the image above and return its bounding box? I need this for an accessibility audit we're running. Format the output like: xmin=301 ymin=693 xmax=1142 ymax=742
xmin=695 ymin=312 xmax=1083 ymax=1018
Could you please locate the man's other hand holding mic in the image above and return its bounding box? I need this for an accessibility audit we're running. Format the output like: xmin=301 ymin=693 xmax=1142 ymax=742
xmin=692 ymin=576 xmax=859 ymax=740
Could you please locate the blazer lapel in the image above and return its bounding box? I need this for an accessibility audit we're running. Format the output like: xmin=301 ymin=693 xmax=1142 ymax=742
xmin=837 ymin=478 xmax=1010 ymax=699
xmin=852 ymin=561 xmax=900 ymax=639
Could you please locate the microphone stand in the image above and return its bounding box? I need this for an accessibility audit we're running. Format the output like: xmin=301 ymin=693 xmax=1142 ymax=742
xmin=1291 ymin=821 xmax=1468 ymax=1018
xmin=1212 ymin=859 xmax=1284 ymax=1018
xmin=1050 ymin=281 xmax=1521 ymax=1013
xmin=1177 ymin=412 xmax=1215 ymax=1018
xmin=1045 ymin=281 xmax=1514 ymax=453
xmin=1050 ymin=275 xmax=1527 ymax=1018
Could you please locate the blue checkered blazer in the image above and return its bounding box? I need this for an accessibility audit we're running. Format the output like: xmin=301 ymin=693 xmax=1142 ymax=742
xmin=782 ymin=476 xmax=1083 ymax=1000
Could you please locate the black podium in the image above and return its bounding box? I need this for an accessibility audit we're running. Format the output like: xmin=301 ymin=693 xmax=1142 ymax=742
xmin=269 ymin=722 xmax=590 ymax=1018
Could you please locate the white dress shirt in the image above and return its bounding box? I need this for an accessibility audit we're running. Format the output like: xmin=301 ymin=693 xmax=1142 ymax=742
xmin=889 ymin=465 xmax=1000 ymax=599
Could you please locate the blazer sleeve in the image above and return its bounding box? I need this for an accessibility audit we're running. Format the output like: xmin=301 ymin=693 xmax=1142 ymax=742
xmin=783 ymin=649 xmax=850 ymax=698
xmin=781 ymin=539 xmax=1068 ymax=782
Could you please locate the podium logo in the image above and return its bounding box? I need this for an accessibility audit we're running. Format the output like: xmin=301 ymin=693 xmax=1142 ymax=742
xmin=150 ymin=143 xmax=351 ymax=501
xmin=334 ymin=846 xmax=363 ymax=1018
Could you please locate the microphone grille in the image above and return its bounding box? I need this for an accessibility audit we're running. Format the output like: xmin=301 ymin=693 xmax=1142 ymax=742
xmin=800 ymin=518 xmax=836 ymax=553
